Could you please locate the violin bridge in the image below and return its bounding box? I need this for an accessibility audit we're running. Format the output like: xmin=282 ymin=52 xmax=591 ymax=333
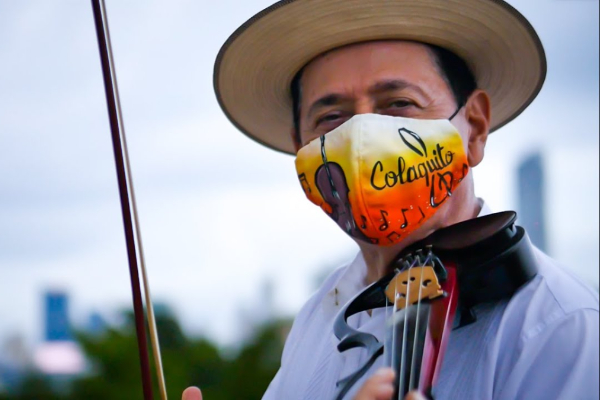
xmin=385 ymin=266 xmax=444 ymax=310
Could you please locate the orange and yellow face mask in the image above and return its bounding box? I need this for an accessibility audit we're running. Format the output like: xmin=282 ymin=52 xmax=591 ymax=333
xmin=295 ymin=113 xmax=469 ymax=246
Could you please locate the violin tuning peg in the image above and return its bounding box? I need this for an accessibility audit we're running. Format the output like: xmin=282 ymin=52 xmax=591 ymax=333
xmin=415 ymin=249 xmax=425 ymax=264
xmin=425 ymin=245 xmax=434 ymax=256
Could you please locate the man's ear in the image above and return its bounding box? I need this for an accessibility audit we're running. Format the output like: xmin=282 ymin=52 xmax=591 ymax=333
xmin=291 ymin=128 xmax=302 ymax=153
xmin=464 ymin=90 xmax=491 ymax=167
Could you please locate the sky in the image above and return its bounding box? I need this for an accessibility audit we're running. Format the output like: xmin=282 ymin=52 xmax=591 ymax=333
xmin=0 ymin=0 xmax=598 ymax=350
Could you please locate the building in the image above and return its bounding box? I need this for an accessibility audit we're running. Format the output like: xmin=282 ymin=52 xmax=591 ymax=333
xmin=34 ymin=291 xmax=84 ymax=376
xmin=517 ymin=152 xmax=548 ymax=252
xmin=44 ymin=291 xmax=71 ymax=342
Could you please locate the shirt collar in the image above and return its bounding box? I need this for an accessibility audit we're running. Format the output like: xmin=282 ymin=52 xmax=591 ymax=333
xmin=322 ymin=198 xmax=492 ymax=319
xmin=478 ymin=198 xmax=492 ymax=217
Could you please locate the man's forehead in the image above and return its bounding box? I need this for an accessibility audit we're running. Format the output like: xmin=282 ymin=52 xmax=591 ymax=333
xmin=300 ymin=40 xmax=446 ymax=101
xmin=307 ymin=40 xmax=435 ymax=67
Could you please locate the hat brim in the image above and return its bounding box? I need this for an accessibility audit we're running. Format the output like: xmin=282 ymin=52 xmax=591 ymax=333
xmin=214 ymin=0 xmax=546 ymax=155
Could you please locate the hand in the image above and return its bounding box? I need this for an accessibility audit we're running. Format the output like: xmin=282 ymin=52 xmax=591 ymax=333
xmin=353 ymin=368 xmax=394 ymax=400
xmin=404 ymin=391 xmax=428 ymax=400
xmin=181 ymin=374 xmax=428 ymax=400
xmin=182 ymin=386 xmax=202 ymax=400
xmin=352 ymin=367 xmax=428 ymax=400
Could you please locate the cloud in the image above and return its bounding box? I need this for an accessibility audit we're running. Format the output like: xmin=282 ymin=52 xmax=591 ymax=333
xmin=0 ymin=0 xmax=597 ymax=348
xmin=511 ymin=0 xmax=599 ymax=94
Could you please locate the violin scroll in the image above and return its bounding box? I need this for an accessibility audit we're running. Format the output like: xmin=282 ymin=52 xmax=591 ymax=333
xmin=385 ymin=266 xmax=444 ymax=310
xmin=332 ymin=212 xmax=539 ymax=399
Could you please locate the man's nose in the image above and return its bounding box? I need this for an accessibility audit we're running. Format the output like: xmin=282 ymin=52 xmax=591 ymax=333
xmin=355 ymin=98 xmax=376 ymax=115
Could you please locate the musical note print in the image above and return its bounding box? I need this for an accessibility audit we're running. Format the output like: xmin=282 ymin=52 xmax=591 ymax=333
xmin=386 ymin=231 xmax=401 ymax=243
xmin=400 ymin=208 xmax=409 ymax=229
xmin=378 ymin=210 xmax=390 ymax=231
xmin=360 ymin=215 xmax=368 ymax=229
xmin=458 ymin=163 xmax=469 ymax=183
xmin=298 ymin=173 xmax=311 ymax=194
xmin=418 ymin=206 xmax=426 ymax=223
xmin=430 ymin=171 xmax=454 ymax=208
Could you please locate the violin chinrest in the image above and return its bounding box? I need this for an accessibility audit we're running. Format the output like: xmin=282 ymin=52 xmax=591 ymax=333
xmin=421 ymin=211 xmax=517 ymax=251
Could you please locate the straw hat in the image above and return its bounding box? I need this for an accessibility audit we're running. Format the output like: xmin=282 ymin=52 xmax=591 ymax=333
xmin=214 ymin=0 xmax=546 ymax=155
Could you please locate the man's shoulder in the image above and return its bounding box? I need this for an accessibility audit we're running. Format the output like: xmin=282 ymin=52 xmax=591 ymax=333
xmin=486 ymin=249 xmax=600 ymax=400
xmin=502 ymin=247 xmax=598 ymax=344
xmin=529 ymin=248 xmax=597 ymax=313
xmin=277 ymin=260 xmax=353 ymax=365
xmin=295 ymin=264 xmax=350 ymax=320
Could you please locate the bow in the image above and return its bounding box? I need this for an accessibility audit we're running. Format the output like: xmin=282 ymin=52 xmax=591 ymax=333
xmin=333 ymin=211 xmax=538 ymax=399
xmin=91 ymin=0 xmax=167 ymax=398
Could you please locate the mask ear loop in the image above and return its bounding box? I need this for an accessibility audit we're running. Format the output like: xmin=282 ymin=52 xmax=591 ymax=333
xmin=448 ymin=103 xmax=463 ymax=121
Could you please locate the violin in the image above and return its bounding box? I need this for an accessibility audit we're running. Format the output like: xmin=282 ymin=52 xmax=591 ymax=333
xmin=333 ymin=211 xmax=538 ymax=399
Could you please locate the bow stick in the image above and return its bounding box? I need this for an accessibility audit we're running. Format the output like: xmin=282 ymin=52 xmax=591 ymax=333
xmin=91 ymin=1 xmax=167 ymax=398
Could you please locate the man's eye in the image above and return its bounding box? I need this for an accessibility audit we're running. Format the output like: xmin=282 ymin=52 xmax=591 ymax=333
xmin=388 ymin=99 xmax=413 ymax=108
xmin=316 ymin=113 xmax=341 ymax=125
xmin=313 ymin=112 xmax=349 ymax=135
xmin=383 ymin=100 xmax=419 ymax=117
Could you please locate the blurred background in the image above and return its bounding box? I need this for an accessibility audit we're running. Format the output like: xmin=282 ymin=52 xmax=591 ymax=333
xmin=0 ymin=0 xmax=598 ymax=398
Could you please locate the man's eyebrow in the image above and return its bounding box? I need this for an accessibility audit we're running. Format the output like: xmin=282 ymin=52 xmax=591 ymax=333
xmin=305 ymin=80 xmax=429 ymax=120
xmin=306 ymin=93 xmax=347 ymax=120
xmin=369 ymin=79 xmax=429 ymax=98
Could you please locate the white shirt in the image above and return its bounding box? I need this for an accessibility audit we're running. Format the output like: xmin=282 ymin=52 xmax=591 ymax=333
xmin=263 ymin=203 xmax=600 ymax=400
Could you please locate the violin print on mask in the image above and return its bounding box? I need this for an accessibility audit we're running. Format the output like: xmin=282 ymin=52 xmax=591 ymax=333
xmin=295 ymin=114 xmax=469 ymax=246
xmin=314 ymin=161 xmax=376 ymax=243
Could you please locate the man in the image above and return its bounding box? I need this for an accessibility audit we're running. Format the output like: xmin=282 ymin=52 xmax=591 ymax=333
xmin=185 ymin=0 xmax=599 ymax=399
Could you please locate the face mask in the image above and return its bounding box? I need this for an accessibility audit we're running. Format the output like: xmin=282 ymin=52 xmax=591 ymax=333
xmin=295 ymin=113 xmax=469 ymax=246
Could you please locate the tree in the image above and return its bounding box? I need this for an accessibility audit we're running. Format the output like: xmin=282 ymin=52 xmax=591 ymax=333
xmin=5 ymin=308 xmax=291 ymax=400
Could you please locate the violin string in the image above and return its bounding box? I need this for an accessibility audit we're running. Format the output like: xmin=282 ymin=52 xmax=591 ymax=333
xmin=387 ymin=266 xmax=402 ymax=368
xmin=384 ymin=292 xmax=390 ymax=367
xmin=398 ymin=256 xmax=418 ymax=399
xmin=391 ymin=269 xmax=399 ymax=375
xmin=397 ymin=287 xmax=410 ymax=398
xmin=391 ymin=264 xmax=408 ymax=387
xmin=100 ymin=0 xmax=167 ymax=398
xmin=408 ymin=253 xmax=432 ymax=392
